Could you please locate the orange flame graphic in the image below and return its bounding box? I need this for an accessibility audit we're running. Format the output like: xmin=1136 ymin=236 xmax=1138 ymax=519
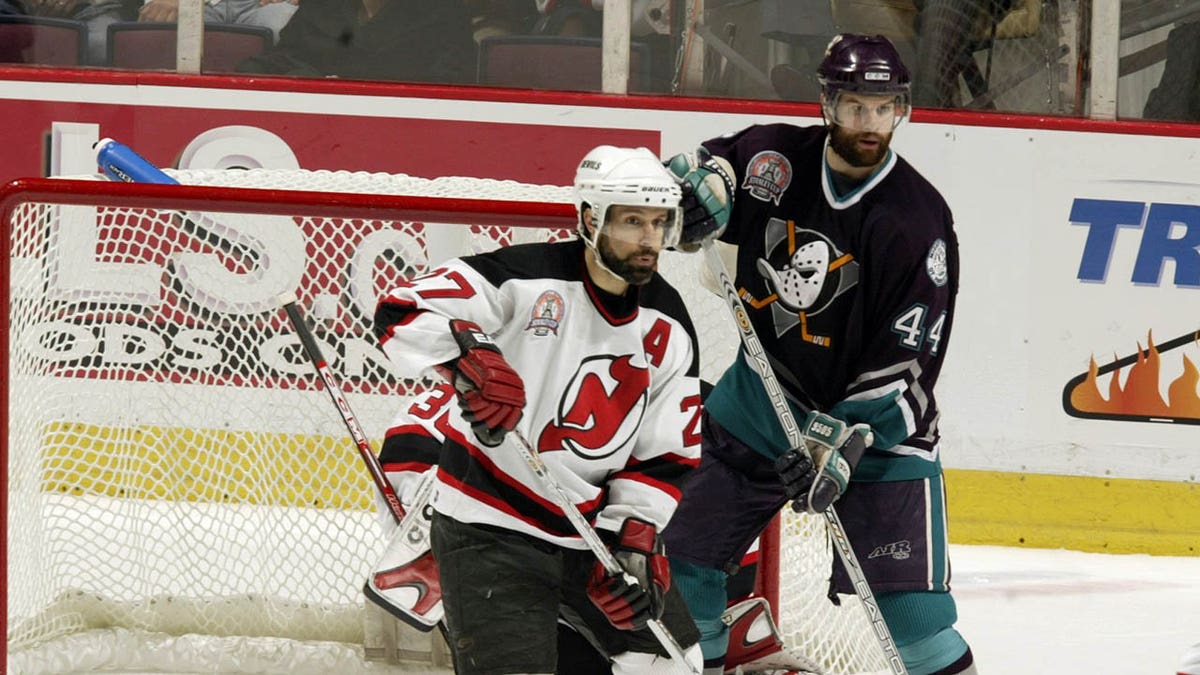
xmin=1069 ymin=332 xmax=1200 ymax=419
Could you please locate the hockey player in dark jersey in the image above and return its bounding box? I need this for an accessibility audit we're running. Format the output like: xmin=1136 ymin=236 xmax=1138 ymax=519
xmin=373 ymin=145 xmax=704 ymax=673
xmin=661 ymin=35 xmax=976 ymax=675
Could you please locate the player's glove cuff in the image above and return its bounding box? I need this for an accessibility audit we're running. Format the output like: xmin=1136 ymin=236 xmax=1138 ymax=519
xmin=800 ymin=412 xmax=872 ymax=513
xmin=444 ymin=319 xmax=525 ymax=446
xmin=665 ymin=150 xmax=735 ymax=250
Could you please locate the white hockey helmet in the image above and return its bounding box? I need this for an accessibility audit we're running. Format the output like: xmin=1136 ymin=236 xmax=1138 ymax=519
xmin=573 ymin=145 xmax=682 ymax=250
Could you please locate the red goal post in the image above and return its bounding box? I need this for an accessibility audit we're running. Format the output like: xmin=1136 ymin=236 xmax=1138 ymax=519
xmin=1 ymin=171 xmax=886 ymax=674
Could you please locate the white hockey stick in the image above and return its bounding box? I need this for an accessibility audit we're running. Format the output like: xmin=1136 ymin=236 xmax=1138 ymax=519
xmin=507 ymin=430 xmax=700 ymax=674
xmin=278 ymin=292 xmax=443 ymax=630
xmin=700 ymin=241 xmax=908 ymax=674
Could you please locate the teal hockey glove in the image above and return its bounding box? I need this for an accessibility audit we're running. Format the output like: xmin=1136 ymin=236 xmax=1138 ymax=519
xmin=798 ymin=412 xmax=873 ymax=513
xmin=664 ymin=149 xmax=735 ymax=250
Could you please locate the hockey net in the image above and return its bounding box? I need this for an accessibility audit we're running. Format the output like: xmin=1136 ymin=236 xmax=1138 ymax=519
xmin=2 ymin=169 xmax=888 ymax=674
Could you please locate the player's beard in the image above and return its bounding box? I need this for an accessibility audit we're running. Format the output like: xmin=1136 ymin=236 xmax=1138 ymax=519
xmin=598 ymin=233 xmax=658 ymax=286
xmin=828 ymin=124 xmax=892 ymax=168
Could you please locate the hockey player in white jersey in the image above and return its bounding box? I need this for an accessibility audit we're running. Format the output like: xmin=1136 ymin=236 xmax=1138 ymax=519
xmin=373 ymin=145 xmax=705 ymax=674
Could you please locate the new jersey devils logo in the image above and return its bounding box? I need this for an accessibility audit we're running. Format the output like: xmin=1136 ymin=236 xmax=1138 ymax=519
xmin=538 ymin=354 xmax=649 ymax=460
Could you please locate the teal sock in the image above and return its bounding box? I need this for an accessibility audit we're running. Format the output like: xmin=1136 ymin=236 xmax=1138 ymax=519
xmin=877 ymin=591 xmax=969 ymax=674
xmin=670 ymin=559 xmax=729 ymax=663
xmin=897 ymin=628 xmax=970 ymax=674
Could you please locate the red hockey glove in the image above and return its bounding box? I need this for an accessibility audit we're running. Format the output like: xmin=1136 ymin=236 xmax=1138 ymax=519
xmin=586 ymin=518 xmax=670 ymax=631
xmin=443 ymin=319 xmax=525 ymax=447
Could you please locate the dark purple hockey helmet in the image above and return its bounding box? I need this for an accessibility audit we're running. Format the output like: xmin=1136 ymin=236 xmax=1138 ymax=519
xmin=817 ymin=34 xmax=911 ymax=97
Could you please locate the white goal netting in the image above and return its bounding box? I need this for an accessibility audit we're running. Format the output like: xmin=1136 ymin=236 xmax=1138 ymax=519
xmin=3 ymin=168 xmax=888 ymax=674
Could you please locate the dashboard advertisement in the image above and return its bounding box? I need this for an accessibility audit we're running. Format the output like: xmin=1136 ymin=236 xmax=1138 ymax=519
xmin=0 ymin=74 xmax=1197 ymax=486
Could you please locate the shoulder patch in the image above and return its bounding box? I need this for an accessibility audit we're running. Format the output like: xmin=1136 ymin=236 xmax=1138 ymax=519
xmin=742 ymin=151 xmax=792 ymax=205
xmin=526 ymin=290 xmax=565 ymax=336
xmin=926 ymin=238 xmax=948 ymax=287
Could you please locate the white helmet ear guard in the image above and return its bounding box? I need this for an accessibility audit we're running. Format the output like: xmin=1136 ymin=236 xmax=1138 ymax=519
xmin=573 ymin=145 xmax=683 ymax=250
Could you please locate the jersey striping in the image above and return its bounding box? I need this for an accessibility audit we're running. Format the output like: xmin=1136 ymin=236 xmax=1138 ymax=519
xmin=375 ymin=239 xmax=702 ymax=547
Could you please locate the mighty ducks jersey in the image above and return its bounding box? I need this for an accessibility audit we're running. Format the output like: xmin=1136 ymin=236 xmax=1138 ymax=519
xmin=374 ymin=239 xmax=702 ymax=548
xmin=702 ymin=123 xmax=960 ymax=481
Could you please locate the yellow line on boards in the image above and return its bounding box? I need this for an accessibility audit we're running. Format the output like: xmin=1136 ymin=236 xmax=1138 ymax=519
xmin=38 ymin=422 xmax=375 ymax=511
xmin=946 ymin=469 xmax=1199 ymax=557
xmin=36 ymin=425 xmax=1199 ymax=557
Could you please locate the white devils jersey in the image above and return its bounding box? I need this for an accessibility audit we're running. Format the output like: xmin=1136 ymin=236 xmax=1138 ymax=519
xmin=375 ymin=239 xmax=701 ymax=547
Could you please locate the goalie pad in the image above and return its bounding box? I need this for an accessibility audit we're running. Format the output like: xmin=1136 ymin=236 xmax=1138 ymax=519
xmin=364 ymin=468 xmax=443 ymax=632
xmin=722 ymin=597 xmax=822 ymax=675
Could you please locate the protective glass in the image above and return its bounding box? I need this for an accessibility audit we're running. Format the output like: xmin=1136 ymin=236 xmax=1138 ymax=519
xmin=599 ymin=204 xmax=681 ymax=249
xmin=824 ymin=92 xmax=909 ymax=132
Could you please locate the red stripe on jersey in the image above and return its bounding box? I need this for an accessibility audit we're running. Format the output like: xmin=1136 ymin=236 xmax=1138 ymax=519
xmin=434 ymin=414 xmax=568 ymax=518
xmin=581 ymin=263 xmax=638 ymax=326
xmin=435 ymin=468 xmax=581 ymax=540
xmin=648 ymin=451 xmax=702 ymax=469
xmin=382 ymin=460 xmax=433 ymax=474
xmin=385 ymin=423 xmax=436 ymax=439
xmin=414 ymin=270 xmax=476 ymax=300
xmin=375 ymin=298 xmax=425 ymax=342
xmin=607 ymin=470 xmax=682 ymax=501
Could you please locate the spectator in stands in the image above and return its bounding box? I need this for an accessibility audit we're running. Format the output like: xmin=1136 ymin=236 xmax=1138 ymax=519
xmin=466 ymin=0 xmax=538 ymax=43
xmin=911 ymin=0 xmax=1014 ymax=108
xmin=136 ymin=0 xmax=297 ymax=44
xmin=19 ymin=0 xmax=124 ymax=65
xmin=532 ymin=0 xmax=672 ymax=92
xmin=534 ymin=0 xmax=668 ymax=39
xmin=1 ymin=0 xmax=25 ymax=14
xmin=1142 ymin=20 xmax=1200 ymax=122
xmin=534 ymin=0 xmax=601 ymax=36
xmin=236 ymin=0 xmax=475 ymax=83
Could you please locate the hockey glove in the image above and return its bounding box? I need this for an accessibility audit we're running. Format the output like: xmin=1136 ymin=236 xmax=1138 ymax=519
xmin=797 ymin=411 xmax=873 ymax=514
xmin=442 ymin=319 xmax=525 ymax=447
xmin=586 ymin=518 xmax=670 ymax=631
xmin=665 ymin=149 xmax=736 ymax=251
xmin=773 ymin=446 xmax=816 ymax=501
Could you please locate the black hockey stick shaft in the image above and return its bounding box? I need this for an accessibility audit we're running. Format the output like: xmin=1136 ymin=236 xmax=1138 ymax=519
xmin=700 ymin=241 xmax=907 ymax=674
xmin=278 ymin=292 xmax=405 ymax=524
xmin=507 ymin=430 xmax=699 ymax=674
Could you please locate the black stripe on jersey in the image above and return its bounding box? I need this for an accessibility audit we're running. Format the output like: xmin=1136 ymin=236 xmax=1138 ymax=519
xmin=904 ymin=422 xmax=939 ymax=453
xmin=461 ymin=239 xmax=585 ymax=286
xmin=374 ymin=298 xmax=425 ymax=342
xmin=609 ymin=452 xmax=701 ymax=501
xmin=434 ymin=417 xmax=604 ymax=539
xmin=582 ymin=269 xmax=640 ymax=325
xmin=637 ymin=274 xmax=702 ymax=379
xmin=466 ymin=238 xmax=646 ymax=325
xmin=461 ymin=237 xmax=701 ymax=377
xmin=379 ymin=424 xmax=441 ymax=469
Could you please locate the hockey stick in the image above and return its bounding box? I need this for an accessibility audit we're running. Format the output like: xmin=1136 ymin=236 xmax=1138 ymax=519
xmin=278 ymin=292 xmax=444 ymax=631
xmin=99 ymin=142 xmax=405 ymax=523
xmin=279 ymin=291 xmax=406 ymax=521
xmin=97 ymin=140 xmax=410 ymax=530
xmin=95 ymin=138 xmax=267 ymax=264
xmin=700 ymin=241 xmax=908 ymax=674
xmin=507 ymin=430 xmax=700 ymax=674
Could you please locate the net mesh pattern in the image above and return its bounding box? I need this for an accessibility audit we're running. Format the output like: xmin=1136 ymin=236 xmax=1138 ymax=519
xmin=5 ymin=168 xmax=886 ymax=674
